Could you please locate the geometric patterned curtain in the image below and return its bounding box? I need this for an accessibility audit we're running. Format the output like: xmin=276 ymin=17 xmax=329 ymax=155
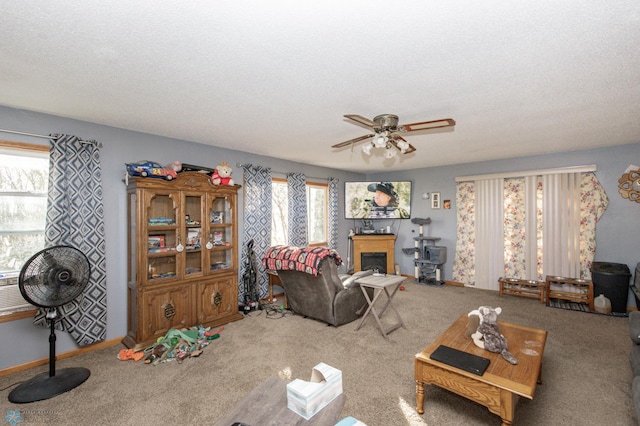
xmin=287 ymin=172 xmax=307 ymax=247
xmin=240 ymin=165 xmax=272 ymax=301
xmin=328 ymin=177 xmax=339 ymax=249
xmin=35 ymin=134 xmax=107 ymax=346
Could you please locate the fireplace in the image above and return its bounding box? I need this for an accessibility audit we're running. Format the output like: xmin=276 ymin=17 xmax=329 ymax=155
xmin=351 ymin=234 xmax=396 ymax=274
xmin=361 ymin=252 xmax=387 ymax=273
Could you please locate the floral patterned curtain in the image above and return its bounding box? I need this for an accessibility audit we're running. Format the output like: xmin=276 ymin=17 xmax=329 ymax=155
xmin=503 ymin=177 xmax=539 ymax=280
xmin=453 ymin=171 xmax=608 ymax=286
xmin=452 ymin=181 xmax=475 ymax=285
xmin=578 ymin=172 xmax=609 ymax=279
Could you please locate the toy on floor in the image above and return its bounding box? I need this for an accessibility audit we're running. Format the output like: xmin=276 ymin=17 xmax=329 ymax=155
xmin=467 ymin=306 xmax=518 ymax=365
xmin=117 ymin=325 xmax=224 ymax=365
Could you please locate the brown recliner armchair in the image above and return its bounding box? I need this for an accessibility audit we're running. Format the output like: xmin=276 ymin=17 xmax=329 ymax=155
xmin=262 ymin=246 xmax=373 ymax=326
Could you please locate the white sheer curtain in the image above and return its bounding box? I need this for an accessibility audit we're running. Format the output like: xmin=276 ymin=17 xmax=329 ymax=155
xmin=452 ymin=165 xmax=607 ymax=288
xmin=542 ymin=173 xmax=582 ymax=278
xmin=474 ymin=178 xmax=504 ymax=291
xmin=524 ymin=176 xmax=538 ymax=280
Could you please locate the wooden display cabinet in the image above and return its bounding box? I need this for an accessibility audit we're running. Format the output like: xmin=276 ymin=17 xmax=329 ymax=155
xmin=123 ymin=172 xmax=243 ymax=349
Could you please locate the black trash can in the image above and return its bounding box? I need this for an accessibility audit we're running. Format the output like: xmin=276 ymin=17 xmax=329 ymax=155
xmin=591 ymin=262 xmax=632 ymax=313
xmin=631 ymin=263 xmax=640 ymax=308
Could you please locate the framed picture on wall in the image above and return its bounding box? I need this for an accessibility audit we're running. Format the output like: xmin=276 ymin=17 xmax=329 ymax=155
xmin=431 ymin=192 xmax=441 ymax=209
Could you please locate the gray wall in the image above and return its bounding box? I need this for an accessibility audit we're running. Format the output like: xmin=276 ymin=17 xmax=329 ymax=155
xmin=0 ymin=104 xmax=638 ymax=371
xmin=0 ymin=106 xmax=363 ymax=370
xmin=367 ymin=144 xmax=640 ymax=294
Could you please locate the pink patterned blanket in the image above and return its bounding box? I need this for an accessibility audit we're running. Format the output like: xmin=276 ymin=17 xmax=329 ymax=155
xmin=262 ymin=245 xmax=343 ymax=276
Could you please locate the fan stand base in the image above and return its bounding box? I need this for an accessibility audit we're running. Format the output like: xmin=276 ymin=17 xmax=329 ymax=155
xmin=8 ymin=367 xmax=90 ymax=404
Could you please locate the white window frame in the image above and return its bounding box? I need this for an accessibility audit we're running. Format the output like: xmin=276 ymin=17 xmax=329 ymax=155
xmin=306 ymin=182 xmax=328 ymax=246
xmin=271 ymin=178 xmax=288 ymax=247
xmin=0 ymin=140 xmax=49 ymax=322
xmin=271 ymin=178 xmax=328 ymax=247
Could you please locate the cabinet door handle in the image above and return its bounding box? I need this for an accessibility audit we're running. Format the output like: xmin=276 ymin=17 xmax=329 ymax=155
xmin=163 ymin=303 xmax=176 ymax=319
xmin=211 ymin=292 xmax=222 ymax=307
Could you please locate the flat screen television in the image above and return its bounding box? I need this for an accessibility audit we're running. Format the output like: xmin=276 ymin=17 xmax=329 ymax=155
xmin=345 ymin=181 xmax=412 ymax=219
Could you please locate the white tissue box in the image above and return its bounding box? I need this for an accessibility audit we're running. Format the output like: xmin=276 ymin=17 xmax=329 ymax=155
xmin=286 ymin=362 xmax=343 ymax=420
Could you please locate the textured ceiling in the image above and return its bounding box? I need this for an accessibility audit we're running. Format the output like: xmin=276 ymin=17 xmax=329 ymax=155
xmin=0 ymin=1 xmax=639 ymax=172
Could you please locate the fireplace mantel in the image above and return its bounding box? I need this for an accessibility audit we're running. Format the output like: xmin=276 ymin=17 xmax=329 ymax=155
xmin=352 ymin=234 xmax=396 ymax=273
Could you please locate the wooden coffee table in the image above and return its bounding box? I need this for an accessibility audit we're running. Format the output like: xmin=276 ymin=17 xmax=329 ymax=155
xmin=415 ymin=314 xmax=547 ymax=426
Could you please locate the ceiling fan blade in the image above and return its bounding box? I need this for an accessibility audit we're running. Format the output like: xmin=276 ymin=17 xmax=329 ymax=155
xmin=389 ymin=136 xmax=417 ymax=154
xmin=332 ymin=134 xmax=374 ymax=149
xmin=344 ymin=114 xmax=377 ymax=129
xmin=400 ymin=118 xmax=456 ymax=132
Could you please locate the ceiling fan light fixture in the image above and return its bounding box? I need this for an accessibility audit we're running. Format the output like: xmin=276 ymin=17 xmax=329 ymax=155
xmin=397 ymin=140 xmax=410 ymax=153
xmin=334 ymin=113 xmax=456 ymax=159
xmin=384 ymin=147 xmax=397 ymax=159
xmin=373 ymin=134 xmax=387 ymax=148
xmin=362 ymin=142 xmax=373 ymax=155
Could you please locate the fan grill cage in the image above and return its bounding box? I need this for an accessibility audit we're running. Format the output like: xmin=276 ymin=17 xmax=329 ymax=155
xmin=19 ymin=246 xmax=91 ymax=308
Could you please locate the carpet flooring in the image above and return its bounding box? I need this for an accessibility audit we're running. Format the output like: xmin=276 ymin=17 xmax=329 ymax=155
xmin=0 ymin=281 xmax=635 ymax=425
xmin=547 ymin=298 xmax=629 ymax=317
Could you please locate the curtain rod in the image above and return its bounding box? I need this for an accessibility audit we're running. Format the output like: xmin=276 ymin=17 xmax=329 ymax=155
xmin=236 ymin=162 xmax=336 ymax=182
xmin=455 ymin=164 xmax=597 ymax=182
xmin=0 ymin=128 xmax=103 ymax=148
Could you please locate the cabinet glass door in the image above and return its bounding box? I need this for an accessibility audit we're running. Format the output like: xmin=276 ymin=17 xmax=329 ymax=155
xmin=208 ymin=194 xmax=234 ymax=273
xmin=146 ymin=192 xmax=179 ymax=282
xmin=184 ymin=193 xmax=204 ymax=277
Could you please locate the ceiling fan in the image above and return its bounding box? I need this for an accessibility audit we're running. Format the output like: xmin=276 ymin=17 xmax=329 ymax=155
xmin=332 ymin=114 xmax=455 ymax=158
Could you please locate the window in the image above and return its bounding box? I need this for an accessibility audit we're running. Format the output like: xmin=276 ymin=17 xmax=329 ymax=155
xmin=271 ymin=179 xmax=288 ymax=246
xmin=271 ymin=179 xmax=328 ymax=247
xmin=306 ymin=183 xmax=327 ymax=245
xmin=0 ymin=141 xmax=49 ymax=319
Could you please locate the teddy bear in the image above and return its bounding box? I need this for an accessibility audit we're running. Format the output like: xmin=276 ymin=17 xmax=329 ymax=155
xmin=467 ymin=306 xmax=518 ymax=365
xmin=165 ymin=160 xmax=182 ymax=173
xmin=211 ymin=161 xmax=235 ymax=185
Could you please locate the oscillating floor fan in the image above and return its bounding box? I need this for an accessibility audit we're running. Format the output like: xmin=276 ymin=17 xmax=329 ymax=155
xmin=8 ymin=245 xmax=91 ymax=404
